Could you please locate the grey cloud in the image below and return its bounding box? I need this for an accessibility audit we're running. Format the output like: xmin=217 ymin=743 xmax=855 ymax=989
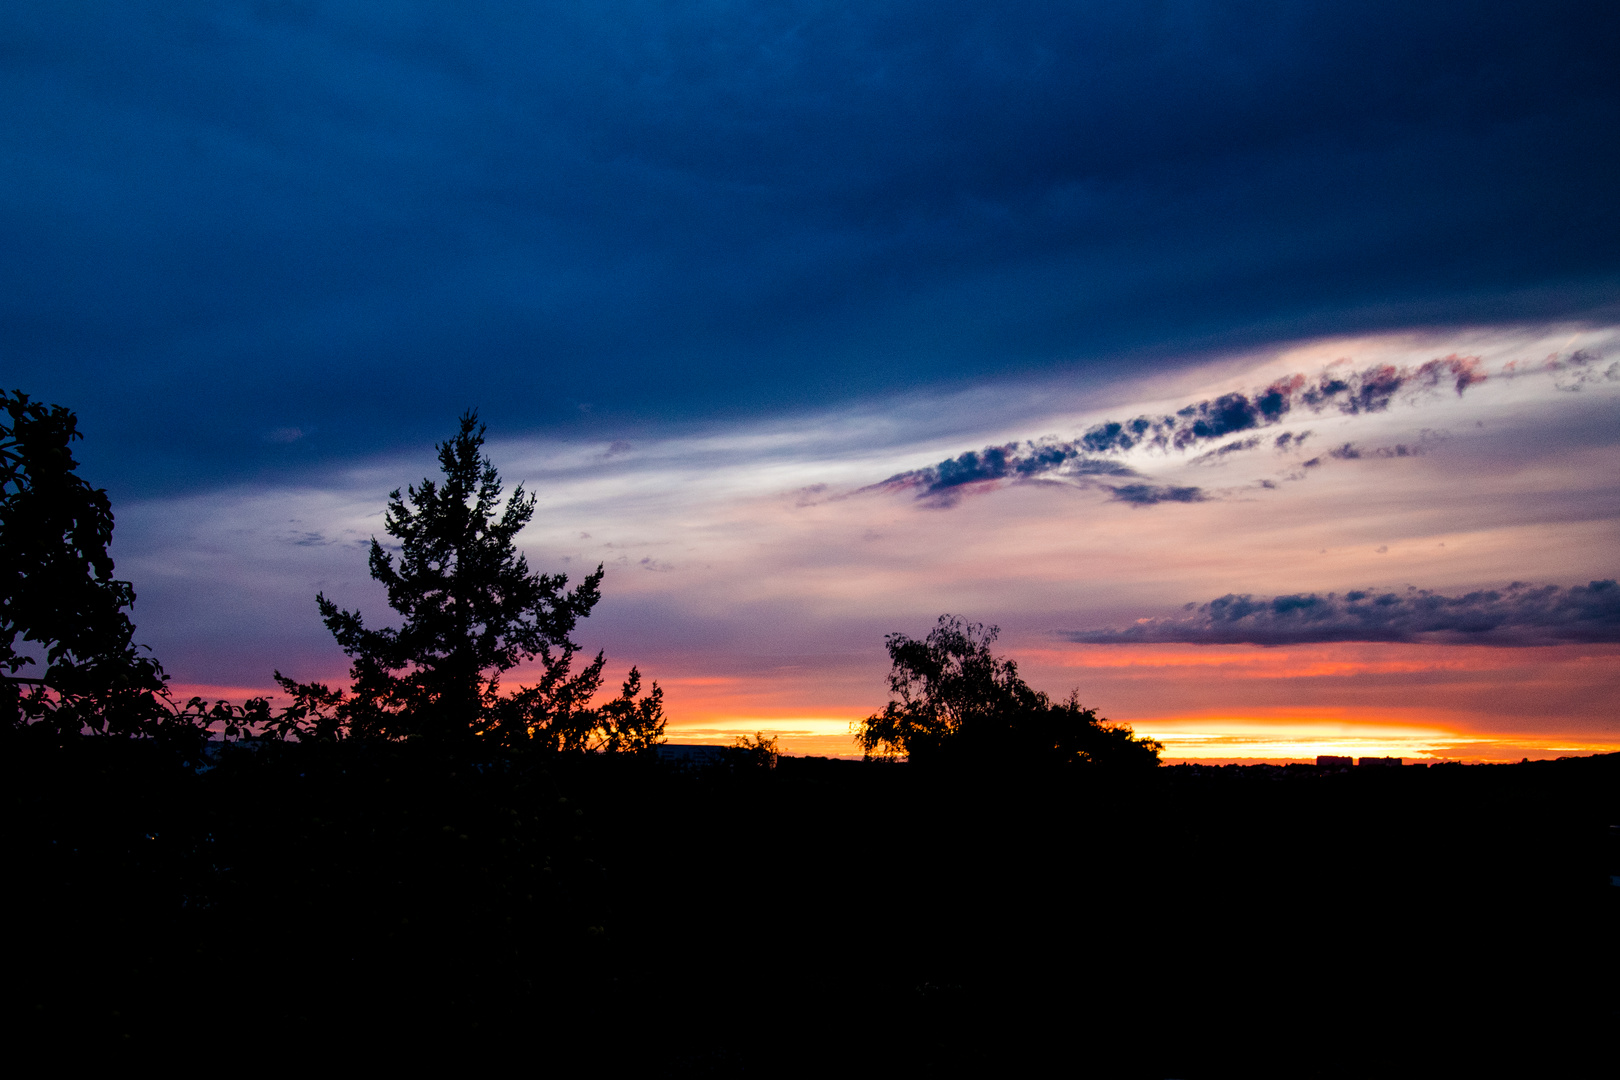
xmin=1273 ymin=430 xmax=1312 ymax=451
xmin=794 ymin=483 xmax=830 ymax=507
xmin=1077 ymin=355 xmax=1487 ymax=456
xmin=1305 ymin=440 xmax=1426 ymax=468
xmin=865 ymin=351 xmax=1483 ymax=506
xmin=866 ymin=439 xmax=1139 ymax=504
xmin=887 ymin=353 xmax=1487 ymax=507
xmin=1104 ymin=484 xmax=1207 ymax=507
xmin=1544 ymin=350 xmax=1620 ymax=392
xmin=1066 ymin=580 xmax=1620 ymax=646
xmin=1191 ymin=436 xmax=1263 ymax=463
xmin=867 ymin=352 xmax=1490 ymax=506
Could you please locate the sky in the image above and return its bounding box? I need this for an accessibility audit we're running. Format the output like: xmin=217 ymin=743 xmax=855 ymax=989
xmin=5 ymin=2 xmax=1619 ymax=760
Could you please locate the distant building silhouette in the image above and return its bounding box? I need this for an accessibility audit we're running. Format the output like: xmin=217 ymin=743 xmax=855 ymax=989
xmin=656 ymin=744 xmax=728 ymax=768
xmin=1316 ymin=755 xmax=1353 ymax=769
xmin=1357 ymin=756 xmax=1402 ymax=767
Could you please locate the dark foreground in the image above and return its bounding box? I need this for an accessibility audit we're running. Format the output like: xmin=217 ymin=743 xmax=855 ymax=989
xmin=8 ymin=742 xmax=1617 ymax=1075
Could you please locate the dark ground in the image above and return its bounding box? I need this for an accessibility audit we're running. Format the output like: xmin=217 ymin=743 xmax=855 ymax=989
xmin=7 ymin=742 xmax=1617 ymax=1075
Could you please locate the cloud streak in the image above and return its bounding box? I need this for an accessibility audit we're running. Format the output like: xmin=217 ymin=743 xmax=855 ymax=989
xmin=863 ymin=441 xmax=1142 ymax=505
xmin=1077 ymin=355 xmax=1486 ymax=456
xmin=1067 ymin=581 xmax=1620 ymax=647
xmin=863 ymin=353 xmax=1496 ymax=506
xmin=1104 ymin=484 xmax=1208 ymax=507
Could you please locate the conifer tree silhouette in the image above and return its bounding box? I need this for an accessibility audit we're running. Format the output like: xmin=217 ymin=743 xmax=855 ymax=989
xmin=300 ymin=411 xmax=661 ymax=747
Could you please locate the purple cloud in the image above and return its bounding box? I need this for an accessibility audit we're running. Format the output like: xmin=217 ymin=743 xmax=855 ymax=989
xmin=1066 ymin=580 xmax=1620 ymax=646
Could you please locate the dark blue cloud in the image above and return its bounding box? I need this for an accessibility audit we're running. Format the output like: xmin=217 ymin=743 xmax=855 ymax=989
xmin=865 ymin=439 xmax=1138 ymax=504
xmin=1104 ymin=484 xmax=1207 ymax=507
xmin=1077 ymin=355 xmax=1487 ymax=455
xmin=1067 ymin=581 xmax=1620 ymax=646
xmin=863 ymin=351 xmax=1482 ymax=506
xmin=2 ymin=1 xmax=1617 ymax=495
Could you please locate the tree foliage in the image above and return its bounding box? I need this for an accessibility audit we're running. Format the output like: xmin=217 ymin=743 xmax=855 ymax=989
xmin=856 ymin=615 xmax=1162 ymax=768
xmin=0 ymin=391 xmax=201 ymax=744
xmin=724 ymin=731 xmax=780 ymax=771
xmin=280 ymin=411 xmax=663 ymax=749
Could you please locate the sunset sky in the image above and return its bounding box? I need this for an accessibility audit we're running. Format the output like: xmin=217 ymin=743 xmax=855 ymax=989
xmin=5 ymin=2 xmax=1617 ymax=760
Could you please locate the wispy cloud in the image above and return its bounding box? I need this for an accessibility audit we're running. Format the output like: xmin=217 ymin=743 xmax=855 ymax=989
xmin=1505 ymin=348 xmax=1620 ymax=392
xmin=1104 ymin=483 xmax=1207 ymax=506
xmin=861 ymin=441 xmax=1139 ymax=505
xmin=1075 ymin=354 xmax=1486 ymax=456
xmin=857 ymin=353 xmax=1500 ymax=506
xmin=1067 ymin=580 xmax=1620 ymax=646
xmin=854 ymin=338 xmax=1620 ymax=511
xmin=1190 ymin=436 xmax=1262 ymax=463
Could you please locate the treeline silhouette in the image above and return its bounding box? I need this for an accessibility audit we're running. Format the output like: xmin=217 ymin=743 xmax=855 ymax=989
xmin=3 ymin=399 xmax=665 ymax=753
xmin=5 ymin=393 xmax=1156 ymax=767
xmin=6 ymin=394 xmax=1618 ymax=1073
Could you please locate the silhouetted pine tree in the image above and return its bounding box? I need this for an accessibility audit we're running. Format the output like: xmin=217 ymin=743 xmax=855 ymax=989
xmin=284 ymin=411 xmax=662 ymax=748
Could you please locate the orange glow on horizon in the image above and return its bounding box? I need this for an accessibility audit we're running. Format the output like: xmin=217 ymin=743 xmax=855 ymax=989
xmin=656 ymin=713 xmax=1620 ymax=763
xmin=172 ymin=634 xmax=1620 ymax=767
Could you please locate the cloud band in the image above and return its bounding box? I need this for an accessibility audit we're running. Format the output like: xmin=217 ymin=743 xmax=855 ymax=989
xmin=1066 ymin=580 xmax=1620 ymax=646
